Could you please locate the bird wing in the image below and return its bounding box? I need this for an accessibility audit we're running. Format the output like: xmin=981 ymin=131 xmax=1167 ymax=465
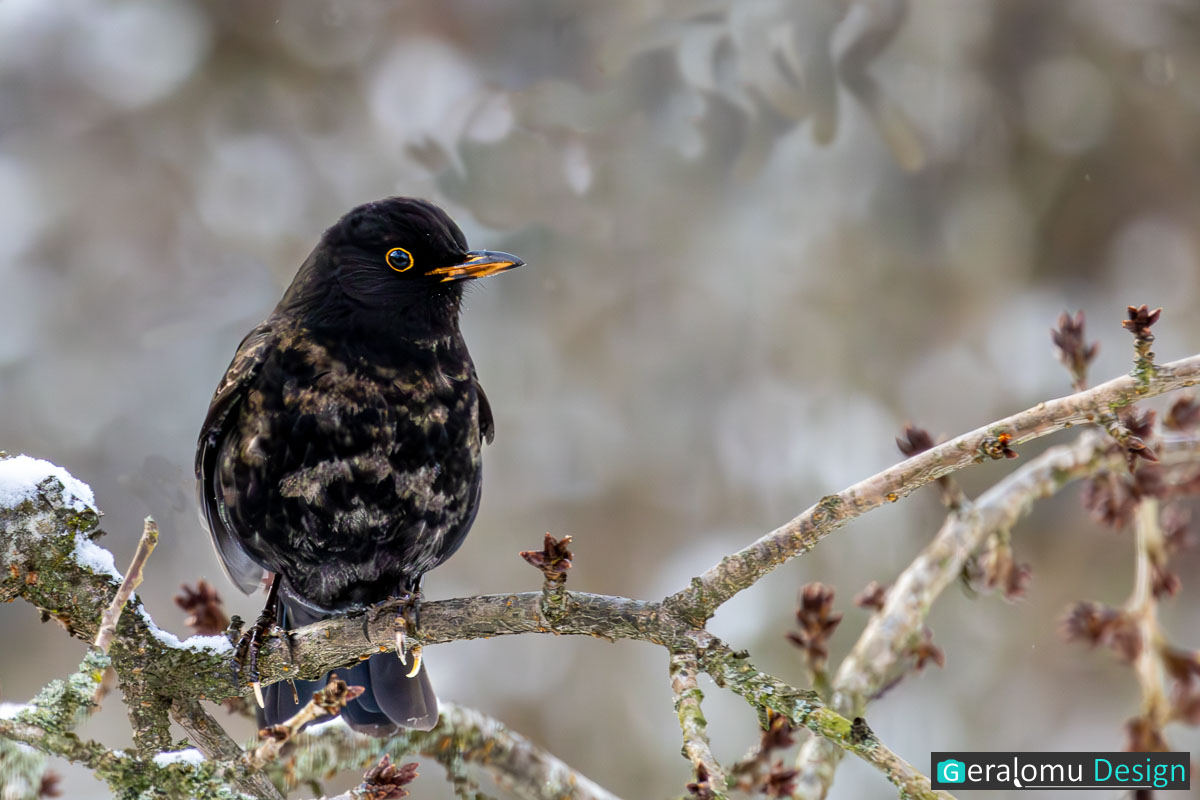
xmin=195 ymin=322 xmax=275 ymax=594
xmin=474 ymin=375 xmax=495 ymax=445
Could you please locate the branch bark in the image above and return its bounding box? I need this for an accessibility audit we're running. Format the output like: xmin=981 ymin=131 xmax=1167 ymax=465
xmin=664 ymin=352 xmax=1200 ymax=624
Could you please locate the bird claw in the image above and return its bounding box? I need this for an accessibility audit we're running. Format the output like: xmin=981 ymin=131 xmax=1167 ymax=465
xmin=392 ymin=590 xmax=421 ymax=667
xmin=405 ymin=644 xmax=423 ymax=679
xmin=395 ymin=616 xmax=407 ymax=665
xmin=231 ymin=578 xmax=280 ymax=705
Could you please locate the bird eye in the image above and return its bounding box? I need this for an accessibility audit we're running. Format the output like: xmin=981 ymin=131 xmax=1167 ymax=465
xmin=386 ymin=247 xmax=414 ymax=273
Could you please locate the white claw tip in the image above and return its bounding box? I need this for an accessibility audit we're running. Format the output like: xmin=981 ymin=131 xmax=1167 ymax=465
xmin=405 ymin=646 xmax=423 ymax=679
xmin=395 ymin=629 xmax=407 ymax=664
xmin=252 ymin=681 xmax=265 ymax=709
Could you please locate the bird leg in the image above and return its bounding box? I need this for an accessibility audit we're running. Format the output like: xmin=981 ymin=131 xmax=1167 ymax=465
xmin=393 ymin=589 xmax=423 ymax=678
xmin=232 ymin=574 xmax=281 ymax=708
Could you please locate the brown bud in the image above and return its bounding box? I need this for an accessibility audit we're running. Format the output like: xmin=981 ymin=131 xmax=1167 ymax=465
xmin=1124 ymin=715 xmax=1168 ymax=752
xmin=977 ymin=542 xmax=1032 ymax=602
xmin=520 ymin=533 xmax=574 ymax=585
xmin=1161 ymin=646 xmax=1200 ymax=687
xmin=1165 ymin=395 xmax=1200 ymax=432
xmin=357 ymin=755 xmax=419 ymax=800
xmin=1060 ymin=602 xmax=1141 ymax=662
xmin=174 ymin=580 xmax=229 ymax=637
xmin=912 ymin=628 xmax=945 ymax=671
xmin=1162 ymin=505 xmax=1194 ymax=550
xmin=854 ymin=581 xmax=888 ymax=611
xmin=1051 ymin=310 xmax=1099 ymax=389
xmin=37 ymin=772 xmax=61 ymax=799
xmin=1152 ymin=563 xmax=1181 ymax=600
xmin=786 ymin=583 xmax=842 ymax=666
xmin=761 ymin=762 xmax=799 ymax=797
xmin=313 ymin=674 xmax=366 ymax=716
xmin=896 ymin=425 xmax=935 ymax=457
xmin=686 ymin=763 xmax=716 ymax=799
xmin=1081 ymin=473 xmax=1138 ymax=529
xmin=1122 ymin=305 xmax=1162 ymax=338
xmin=760 ymin=709 xmax=796 ymax=753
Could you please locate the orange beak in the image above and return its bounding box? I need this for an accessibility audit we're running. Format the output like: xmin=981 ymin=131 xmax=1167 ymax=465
xmin=426 ymin=250 xmax=524 ymax=283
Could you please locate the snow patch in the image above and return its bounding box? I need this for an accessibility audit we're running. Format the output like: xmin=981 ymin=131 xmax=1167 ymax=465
xmin=0 ymin=702 xmax=28 ymax=720
xmin=0 ymin=455 xmax=96 ymax=512
xmin=137 ymin=607 xmax=233 ymax=654
xmin=73 ymin=536 xmax=122 ymax=580
xmin=153 ymin=748 xmax=206 ymax=767
xmin=304 ymin=716 xmax=350 ymax=736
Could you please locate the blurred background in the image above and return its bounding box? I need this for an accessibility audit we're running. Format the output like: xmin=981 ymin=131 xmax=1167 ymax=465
xmin=1 ymin=1 xmax=1199 ymax=797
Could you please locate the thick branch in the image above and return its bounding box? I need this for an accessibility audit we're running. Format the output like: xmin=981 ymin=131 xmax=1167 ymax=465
xmin=170 ymin=698 xmax=284 ymax=800
xmin=665 ymin=353 xmax=1200 ymax=623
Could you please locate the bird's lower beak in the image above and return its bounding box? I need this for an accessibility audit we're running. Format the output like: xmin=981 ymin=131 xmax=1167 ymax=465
xmin=426 ymin=250 xmax=524 ymax=282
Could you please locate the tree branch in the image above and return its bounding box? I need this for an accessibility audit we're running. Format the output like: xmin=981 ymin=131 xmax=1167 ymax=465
xmin=690 ymin=632 xmax=952 ymax=800
xmin=669 ymin=651 xmax=728 ymax=798
xmin=284 ymin=704 xmax=623 ymax=800
xmin=4 ymin=351 xmax=1199 ymax=799
xmin=664 ymin=352 xmax=1200 ymax=624
xmin=791 ymin=431 xmax=1200 ymax=797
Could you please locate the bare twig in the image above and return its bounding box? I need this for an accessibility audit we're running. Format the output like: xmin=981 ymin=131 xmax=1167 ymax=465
xmin=1126 ymin=499 xmax=1171 ymax=750
xmin=246 ymin=675 xmax=364 ymax=771
xmin=670 ymin=651 xmax=728 ymax=798
xmin=92 ymin=517 xmax=159 ymax=707
xmin=94 ymin=518 xmax=159 ymax=655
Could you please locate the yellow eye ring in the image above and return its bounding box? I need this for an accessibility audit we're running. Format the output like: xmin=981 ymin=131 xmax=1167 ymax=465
xmin=386 ymin=247 xmax=414 ymax=273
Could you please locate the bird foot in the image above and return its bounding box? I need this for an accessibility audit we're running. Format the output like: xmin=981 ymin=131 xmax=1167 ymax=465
xmin=232 ymin=581 xmax=280 ymax=708
xmin=393 ymin=590 xmax=423 ymax=676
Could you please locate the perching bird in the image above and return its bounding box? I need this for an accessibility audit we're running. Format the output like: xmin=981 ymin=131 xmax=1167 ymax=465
xmin=195 ymin=197 xmax=522 ymax=734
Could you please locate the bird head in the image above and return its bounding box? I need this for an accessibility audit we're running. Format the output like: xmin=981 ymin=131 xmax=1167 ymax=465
xmin=279 ymin=197 xmax=523 ymax=334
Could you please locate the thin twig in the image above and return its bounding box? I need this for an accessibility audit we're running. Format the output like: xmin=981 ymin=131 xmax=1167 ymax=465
xmin=94 ymin=517 xmax=159 ymax=655
xmin=670 ymin=651 xmax=728 ymax=798
xmin=91 ymin=517 xmax=159 ymax=708
xmin=1128 ymin=498 xmax=1170 ymax=742
xmin=246 ymin=675 xmax=364 ymax=771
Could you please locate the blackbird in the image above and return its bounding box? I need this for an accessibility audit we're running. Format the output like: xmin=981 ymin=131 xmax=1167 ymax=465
xmin=196 ymin=197 xmax=522 ymax=733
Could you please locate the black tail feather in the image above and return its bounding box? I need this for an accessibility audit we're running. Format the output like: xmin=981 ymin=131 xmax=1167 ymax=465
xmin=257 ymin=597 xmax=439 ymax=735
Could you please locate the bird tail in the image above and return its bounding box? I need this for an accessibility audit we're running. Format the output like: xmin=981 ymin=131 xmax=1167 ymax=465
xmin=259 ymin=599 xmax=439 ymax=735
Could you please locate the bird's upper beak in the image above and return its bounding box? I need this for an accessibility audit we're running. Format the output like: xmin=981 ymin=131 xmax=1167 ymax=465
xmin=426 ymin=250 xmax=524 ymax=282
